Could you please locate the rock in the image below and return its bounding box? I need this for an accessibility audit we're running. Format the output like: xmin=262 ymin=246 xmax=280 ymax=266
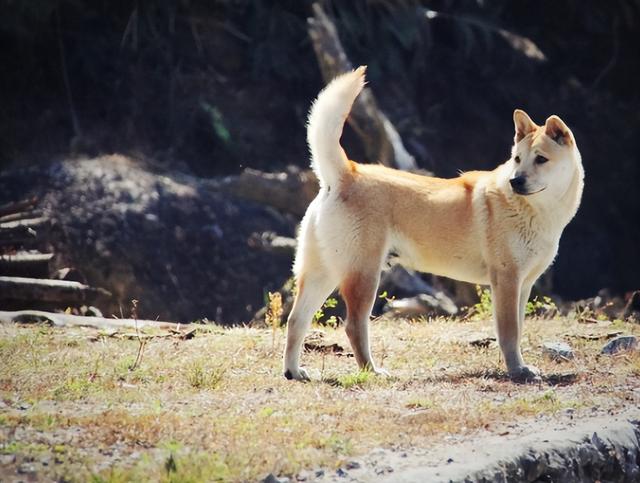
xmin=295 ymin=470 xmax=310 ymax=481
xmin=80 ymin=305 xmax=103 ymax=317
xmin=542 ymin=341 xmax=574 ymax=361
xmin=17 ymin=462 xmax=37 ymax=474
xmin=468 ymin=335 xmax=496 ymax=348
xmin=601 ymin=335 xmax=638 ymax=355
xmin=388 ymin=414 xmax=640 ymax=482
xmin=262 ymin=473 xmax=289 ymax=483
xmin=0 ymin=453 xmax=16 ymax=465
xmin=378 ymin=266 xmax=458 ymax=317
xmin=375 ymin=465 xmax=394 ymax=475
xmin=384 ymin=293 xmax=458 ymax=318
xmin=345 ymin=460 xmax=361 ymax=470
xmin=336 ymin=467 xmax=348 ymax=477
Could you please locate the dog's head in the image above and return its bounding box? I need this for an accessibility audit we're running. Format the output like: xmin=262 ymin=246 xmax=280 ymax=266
xmin=507 ymin=109 xmax=581 ymax=200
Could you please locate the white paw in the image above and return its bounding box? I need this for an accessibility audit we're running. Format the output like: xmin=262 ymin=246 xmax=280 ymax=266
xmin=284 ymin=367 xmax=310 ymax=381
xmin=372 ymin=367 xmax=391 ymax=377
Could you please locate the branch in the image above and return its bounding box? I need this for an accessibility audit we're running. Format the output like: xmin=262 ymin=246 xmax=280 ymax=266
xmin=0 ymin=276 xmax=111 ymax=304
xmin=0 ymin=310 xmax=189 ymax=332
xmin=308 ymin=3 xmax=417 ymax=171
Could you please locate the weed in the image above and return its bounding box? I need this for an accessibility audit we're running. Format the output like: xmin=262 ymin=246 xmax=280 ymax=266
xmin=468 ymin=285 xmax=493 ymax=320
xmin=499 ymin=389 xmax=567 ymax=415
xmin=323 ymin=434 xmax=352 ymax=455
xmin=525 ymin=296 xmax=558 ymax=317
xmin=314 ymin=297 xmax=338 ymax=325
xmin=201 ymin=102 xmax=231 ymax=144
xmin=378 ymin=290 xmax=396 ymax=303
xmin=129 ymin=299 xmax=146 ymax=371
xmin=259 ymin=406 xmax=275 ymax=418
xmin=266 ymin=291 xmax=283 ymax=350
xmin=186 ymin=361 xmax=225 ymax=390
xmin=406 ymin=398 xmax=435 ymax=410
xmin=336 ymin=371 xmax=373 ymax=389
xmin=470 ymin=287 xmax=558 ymax=319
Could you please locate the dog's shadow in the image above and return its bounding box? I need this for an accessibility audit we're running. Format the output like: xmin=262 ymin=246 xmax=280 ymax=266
xmin=414 ymin=368 xmax=579 ymax=387
xmin=318 ymin=368 xmax=579 ymax=388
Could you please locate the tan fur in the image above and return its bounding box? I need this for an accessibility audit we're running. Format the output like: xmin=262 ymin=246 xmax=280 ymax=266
xmin=283 ymin=68 xmax=584 ymax=382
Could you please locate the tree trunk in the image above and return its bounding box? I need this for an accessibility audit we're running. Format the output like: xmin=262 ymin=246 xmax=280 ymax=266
xmin=308 ymin=2 xmax=417 ymax=171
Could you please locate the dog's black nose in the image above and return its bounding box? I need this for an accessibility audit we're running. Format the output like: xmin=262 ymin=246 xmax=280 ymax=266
xmin=510 ymin=176 xmax=526 ymax=191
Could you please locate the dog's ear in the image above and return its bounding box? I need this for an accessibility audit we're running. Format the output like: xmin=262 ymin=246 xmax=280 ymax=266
xmin=513 ymin=109 xmax=537 ymax=143
xmin=544 ymin=115 xmax=573 ymax=146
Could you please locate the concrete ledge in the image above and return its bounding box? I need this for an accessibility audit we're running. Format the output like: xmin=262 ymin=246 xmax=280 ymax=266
xmin=388 ymin=414 xmax=640 ymax=483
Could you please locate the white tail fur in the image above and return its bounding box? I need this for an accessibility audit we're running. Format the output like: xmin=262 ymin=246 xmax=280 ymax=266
xmin=307 ymin=66 xmax=366 ymax=189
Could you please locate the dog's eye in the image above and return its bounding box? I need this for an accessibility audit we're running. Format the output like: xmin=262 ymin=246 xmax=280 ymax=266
xmin=514 ymin=156 xmax=521 ymax=164
xmin=535 ymin=155 xmax=549 ymax=164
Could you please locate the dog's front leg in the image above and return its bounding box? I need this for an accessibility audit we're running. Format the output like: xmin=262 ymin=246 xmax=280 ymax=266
xmin=491 ymin=271 xmax=540 ymax=382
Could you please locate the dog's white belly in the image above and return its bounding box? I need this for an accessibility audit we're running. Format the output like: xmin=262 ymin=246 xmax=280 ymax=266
xmin=389 ymin=232 xmax=489 ymax=285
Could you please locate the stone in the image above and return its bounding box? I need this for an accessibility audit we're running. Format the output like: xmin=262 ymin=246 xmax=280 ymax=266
xmin=384 ymin=293 xmax=458 ymax=318
xmin=0 ymin=454 xmax=16 ymax=465
xmin=601 ymin=335 xmax=638 ymax=355
xmin=542 ymin=341 xmax=574 ymax=360
xmin=346 ymin=460 xmax=361 ymax=470
xmin=336 ymin=467 xmax=348 ymax=477
xmin=17 ymin=463 xmax=37 ymax=474
xmin=261 ymin=474 xmax=289 ymax=483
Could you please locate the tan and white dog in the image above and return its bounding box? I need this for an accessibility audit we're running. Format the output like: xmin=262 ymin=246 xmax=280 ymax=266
xmin=283 ymin=66 xmax=584 ymax=382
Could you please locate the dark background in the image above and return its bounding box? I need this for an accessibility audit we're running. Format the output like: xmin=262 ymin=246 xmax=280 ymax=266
xmin=1 ymin=0 xmax=639 ymax=301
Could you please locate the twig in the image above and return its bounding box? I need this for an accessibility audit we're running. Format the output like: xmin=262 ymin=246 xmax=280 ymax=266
xmin=55 ymin=3 xmax=81 ymax=138
xmin=129 ymin=299 xmax=146 ymax=371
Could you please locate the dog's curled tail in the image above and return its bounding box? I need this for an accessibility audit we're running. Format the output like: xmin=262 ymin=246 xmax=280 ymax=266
xmin=307 ymin=66 xmax=366 ymax=190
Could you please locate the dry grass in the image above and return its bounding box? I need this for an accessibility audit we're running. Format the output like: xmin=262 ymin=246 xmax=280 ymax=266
xmin=0 ymin=316 xmax=639 ymax=481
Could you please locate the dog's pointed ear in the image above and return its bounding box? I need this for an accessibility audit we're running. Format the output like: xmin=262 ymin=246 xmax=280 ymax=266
xmin=513 ymin=109 xmax=537 ymax=143
xmin=544 ymin=115 xmax=573 ymax=146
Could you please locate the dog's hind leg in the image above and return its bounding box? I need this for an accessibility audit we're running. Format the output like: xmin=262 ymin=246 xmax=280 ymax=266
xmin=341 ymin=270 xmax=388 ymax=375
xmin=283 ymin=269 xmax=337 ymax=381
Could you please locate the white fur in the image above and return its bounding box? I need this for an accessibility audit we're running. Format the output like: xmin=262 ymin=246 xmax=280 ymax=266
xmin=307 ymin=67 xmax=366 ymax=190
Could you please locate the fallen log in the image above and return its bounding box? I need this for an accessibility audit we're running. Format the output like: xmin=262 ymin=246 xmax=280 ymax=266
xmin=0 ymin=210 xmax=42 ymax=224
xmin=0 ymin=309 xmax=189 ymax=332
xmin=218 ymin=167 xmax=319 ymax=217
xmin=248 ymin=233 xmax=297 ymax=257
xmin=308 ymin=2 xmax=417 ymax=171
xmin=0 ymin=217 xmax=49 ymax=246
xmin=0 ymin=276 xmax=111 ymax=304
xmin=0 ymin=197 xmax=38 ymax=218
xmin=0 ymin=252 xmax=54 ymax=278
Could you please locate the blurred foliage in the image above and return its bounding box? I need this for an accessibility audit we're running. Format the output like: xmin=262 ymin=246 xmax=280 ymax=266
xmin=0 ymin=0 xmax=638 ymax=297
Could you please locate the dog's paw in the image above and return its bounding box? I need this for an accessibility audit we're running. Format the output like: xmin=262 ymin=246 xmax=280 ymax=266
xmin=508 ymin=364 xmax=542 ymax=383
xmin=284 ymin=367 xmax=311 ymax=382
xmin=372 ymin=367 xmax=391 ymax=377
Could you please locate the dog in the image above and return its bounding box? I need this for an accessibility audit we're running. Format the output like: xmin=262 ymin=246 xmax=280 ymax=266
xmin=283 ymin=66 xmax=584 ymax=382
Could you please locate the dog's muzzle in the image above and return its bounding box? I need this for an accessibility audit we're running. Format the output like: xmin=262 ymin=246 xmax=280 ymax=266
xmin=510 ymin=175 xmax=528 ymax=195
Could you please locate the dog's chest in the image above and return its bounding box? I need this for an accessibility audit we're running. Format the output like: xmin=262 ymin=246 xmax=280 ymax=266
xmin=508 ymin=216 xmax=561 ymax=274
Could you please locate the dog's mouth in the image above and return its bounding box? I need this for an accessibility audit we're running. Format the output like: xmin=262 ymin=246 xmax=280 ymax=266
xmin=512 ymin=186 xmax=546 ymax=196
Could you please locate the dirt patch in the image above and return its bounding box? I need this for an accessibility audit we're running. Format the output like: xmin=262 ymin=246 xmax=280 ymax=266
xmin=0 ymin=155 xmax=295 ymax=323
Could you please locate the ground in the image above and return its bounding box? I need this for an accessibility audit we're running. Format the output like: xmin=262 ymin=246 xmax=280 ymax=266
xmin=0 ymin=316 xmax=639 ymax=482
